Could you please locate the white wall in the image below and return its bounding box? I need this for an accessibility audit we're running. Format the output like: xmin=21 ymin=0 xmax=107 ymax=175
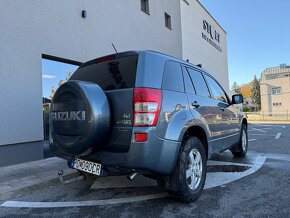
xmin=0 ymin=0 xmax=182 ymax=146
xmin=0 ymin=0 xmax=228 ymax=147
xmin=180 ymin=0 xmax=229 ymax=92
xmin=261 ymin=77 xmax=290 ymax=113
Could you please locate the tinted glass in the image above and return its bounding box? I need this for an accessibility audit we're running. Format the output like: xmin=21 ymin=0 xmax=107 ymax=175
xmin=205 ymin=75 xmax=228 ymax=103
xmin=162 ymin=61 xmax=184 ymax=92
xmin=70 ymin=55 xmax=138 ymax=91
xmin=182 ymin=67 xmax=195 ymax=94
xmin=141 ymin=0 xmax=149 ymax=14
xmin=186 ymin=68 xmax=210 ymax=98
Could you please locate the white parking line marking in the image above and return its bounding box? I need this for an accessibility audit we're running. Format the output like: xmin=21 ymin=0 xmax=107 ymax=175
xmin=207 ymin=160 xmax=253 ymax=167
xmin=249 ymin=134 xmax=276 ymax=136
xmin=200 ymin=156 xmax=266 ymax=190
xmin=252 ymin=124 xmax=286 ymax=128
xmin=0 ymin=156 xmax=267 ymax=208
xmin=0 ymin=193 xmax=169 ymax=208
xmin=252 ymin=124 xmax=273 ymax=127
xmin=248 ymin=139 xmax=257 ymax=142
xmin=251 ymin=128 xmax=267 ymax=133
xmin=275 ymin=132 xmax=282 ymax=139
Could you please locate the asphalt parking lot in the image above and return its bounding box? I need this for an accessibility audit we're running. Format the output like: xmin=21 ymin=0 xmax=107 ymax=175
xmin=1 ymin=123 xmax=290 ymax=218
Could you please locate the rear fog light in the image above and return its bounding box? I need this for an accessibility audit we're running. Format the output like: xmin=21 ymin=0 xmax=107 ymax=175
xmin=134 ymin=133 xmax=148 ymax=142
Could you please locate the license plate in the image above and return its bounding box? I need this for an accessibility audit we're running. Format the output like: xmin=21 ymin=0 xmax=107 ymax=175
xmin=73 ymin=158 xmax=102 ymax=176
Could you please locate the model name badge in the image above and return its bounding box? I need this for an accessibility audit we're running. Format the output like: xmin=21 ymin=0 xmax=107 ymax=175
xmin=51 ymin=111 xmax=86 ymax=121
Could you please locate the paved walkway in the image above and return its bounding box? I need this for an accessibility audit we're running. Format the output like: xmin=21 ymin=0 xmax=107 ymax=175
xmin=0 ymin=157 xmax=75 ymax=199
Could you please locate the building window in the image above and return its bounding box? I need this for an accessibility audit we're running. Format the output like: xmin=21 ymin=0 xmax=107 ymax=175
xmin=165 ymin=12 xmax=171 ymax=29
xmin=272 ymin=87 xmax=281 ymax=95
xmin=266 ymin=74 xmax=279 ymax=80
xmin=273 ymin=102 xmax=282 ymax=107
xmin=141 ymin=0 xmax=149 ymax=15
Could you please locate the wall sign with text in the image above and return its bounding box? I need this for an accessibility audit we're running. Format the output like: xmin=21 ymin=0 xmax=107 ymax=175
xmin=202 ymin=20 xmax=222 ymax=52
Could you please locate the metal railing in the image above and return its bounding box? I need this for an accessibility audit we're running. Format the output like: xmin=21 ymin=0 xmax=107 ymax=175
xmin=245 ymin=112 xmax=290 ymax=121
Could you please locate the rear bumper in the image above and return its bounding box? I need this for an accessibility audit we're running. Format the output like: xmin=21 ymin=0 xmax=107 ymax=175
xmin=50 ymin=136 xmax=180 ymax=176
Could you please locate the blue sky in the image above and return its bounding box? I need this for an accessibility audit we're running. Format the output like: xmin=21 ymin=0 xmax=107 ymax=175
xmin=42 ymin=59 xmax=78 ymax=98
xmin=199 ymin=0 xmax=290 ymax=87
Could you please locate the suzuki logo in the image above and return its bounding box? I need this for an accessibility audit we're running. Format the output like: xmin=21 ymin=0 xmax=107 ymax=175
xmin=51 ymin=111 xmax=86 ymax=121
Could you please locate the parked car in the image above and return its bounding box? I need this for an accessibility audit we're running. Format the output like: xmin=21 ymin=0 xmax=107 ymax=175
xmin=49 ymin=51 xmax=248 ymax=203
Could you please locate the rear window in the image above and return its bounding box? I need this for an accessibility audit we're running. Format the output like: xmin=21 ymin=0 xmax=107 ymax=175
xmin=70 ymin=55 xmax=138 ymax=91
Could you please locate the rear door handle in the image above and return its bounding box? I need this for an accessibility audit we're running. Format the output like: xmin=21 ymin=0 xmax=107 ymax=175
xmin=192 ymin=101 xmax=200 ymax=108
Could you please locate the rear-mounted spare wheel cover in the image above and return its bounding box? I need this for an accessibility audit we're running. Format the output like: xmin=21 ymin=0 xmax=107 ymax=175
xmin=50 ymin=80 xmax=110 ymax=155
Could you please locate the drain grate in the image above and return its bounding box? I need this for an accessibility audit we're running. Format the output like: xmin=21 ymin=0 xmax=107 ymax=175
xmin=207 ymin=165 xmax=251 ymax=173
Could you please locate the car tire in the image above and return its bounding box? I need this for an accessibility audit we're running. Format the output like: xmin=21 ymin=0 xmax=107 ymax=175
xmin=167 ymin=137 xmax=207 ymax=203
xmin=231 ymin=124 xmax=248 ymax=158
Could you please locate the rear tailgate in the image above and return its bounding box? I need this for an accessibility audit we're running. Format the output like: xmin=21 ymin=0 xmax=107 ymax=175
xmin=70 ymin=53 xmax=138 ymax=151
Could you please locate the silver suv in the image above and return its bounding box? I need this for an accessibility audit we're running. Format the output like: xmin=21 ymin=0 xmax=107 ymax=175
xmin=49 ymin=51 xmax=247 ymax=203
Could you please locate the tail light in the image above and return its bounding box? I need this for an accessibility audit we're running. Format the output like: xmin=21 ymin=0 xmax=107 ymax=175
xmin=134 ymin=88 xmax=162 ymax=126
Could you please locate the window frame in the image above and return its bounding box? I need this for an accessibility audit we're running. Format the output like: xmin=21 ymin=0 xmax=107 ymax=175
xmin=271 ymin=87 xmax=281 ymax=95
xmin=140 ymin=0 xmax=150 ymax=15
xmin=165 ymin=12 xmax=172 ymax=30
xmin=182 ymin=65 xmax=196 ymax=95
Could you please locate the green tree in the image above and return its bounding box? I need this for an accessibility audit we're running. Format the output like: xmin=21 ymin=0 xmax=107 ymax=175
xmin=250 ymin=75 xmax=261 ymax=109
xmin=231 ymin=82 xmax=241 ymax=93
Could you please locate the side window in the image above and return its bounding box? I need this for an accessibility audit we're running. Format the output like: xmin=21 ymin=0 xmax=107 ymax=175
xmin=205 ymin=74 xmax=228 ymax=103
xmin=186 ymin=68 xmax=210 ymax=98
xmin=162 ymin=61 xmax=184 ymax=92
xmin=182 ymin=67 xmax=195 ymax=94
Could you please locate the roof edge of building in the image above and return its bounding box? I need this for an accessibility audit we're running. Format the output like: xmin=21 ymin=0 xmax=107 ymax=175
xmin=262 ymin=65 xmax=290 ymax=75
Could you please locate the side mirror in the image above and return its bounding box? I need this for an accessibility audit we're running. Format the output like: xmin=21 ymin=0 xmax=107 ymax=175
xmin=232 ymin=94 xmax=243 ymax=104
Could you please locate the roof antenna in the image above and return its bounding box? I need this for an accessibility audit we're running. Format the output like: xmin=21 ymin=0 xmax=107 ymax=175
xmin=196 ymin=64 xmax=202 ymax=68
xmin=112 ymin=43 xmax=118 ymax=53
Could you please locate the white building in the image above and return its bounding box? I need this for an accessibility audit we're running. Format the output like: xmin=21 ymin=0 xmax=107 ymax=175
xmin=0 ymin=0 xmax=228 ymax=166
xmin=261 ymin=64 xmax=290 ymax=114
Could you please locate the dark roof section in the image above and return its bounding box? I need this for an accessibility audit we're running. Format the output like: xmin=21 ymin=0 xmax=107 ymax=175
xmin=78 ymin=51 xmax=140 ymax=69
xmin=77 ymin=50 xmax=207 ymax=73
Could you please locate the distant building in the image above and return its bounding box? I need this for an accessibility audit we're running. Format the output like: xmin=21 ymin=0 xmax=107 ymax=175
xmin=243 ymin=97 xmax=257 ymax=111
xmin=261 ymin=64 xmax=290 ymax=113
